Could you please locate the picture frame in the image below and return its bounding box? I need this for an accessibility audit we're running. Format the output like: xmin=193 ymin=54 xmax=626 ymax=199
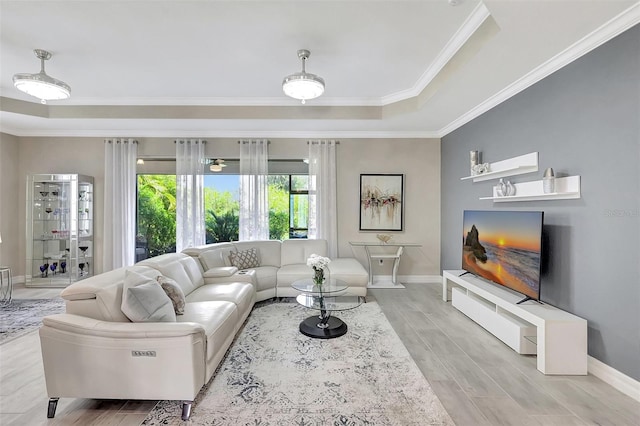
xmin=359 ymin=174 xmax=404 ymax=231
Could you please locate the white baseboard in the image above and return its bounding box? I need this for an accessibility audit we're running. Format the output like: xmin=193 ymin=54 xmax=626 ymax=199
xmin=11 ymin=274 xmax=25 ymax=284
xmin=588 ymin=356 xmax=640 ymax=402
xmin=398 ymin=275 xmax=442 ymax=284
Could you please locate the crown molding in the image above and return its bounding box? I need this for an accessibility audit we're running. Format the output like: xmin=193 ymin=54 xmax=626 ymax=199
xmin=437 ymin=1 xmax=640 ymax=137
xmin=380 ymin=1 xmax=490 ymax=105
xmin=3 ymin=128 xmax=440 ymax=139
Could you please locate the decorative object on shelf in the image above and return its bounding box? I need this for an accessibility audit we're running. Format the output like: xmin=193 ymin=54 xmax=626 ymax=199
xmin=282 ymin=49 xmax=325 ymax=104
xmin=506 ymin=180 xmax=516 ymax=196
xmin=376 ymin=234 xmax=393 ymax=244
xmin=307 ymin=254 xmax=331 ymax=286
xmin=470 ymin=150 xmax=481 ymax=172
xmin=360 ymin=174 xmax=404 ymax=231
xmin=543 ymin=168 xmax=555 ymax=193
xmin=13 ymin=49 xmax=71 ymax=104
xmin=471 ymin=163 xmax=490 ymax=175
xmin=497 ymin=179 xmax=507 ymax=197
xmin=60 ymin=261 xmax=66 ymax=274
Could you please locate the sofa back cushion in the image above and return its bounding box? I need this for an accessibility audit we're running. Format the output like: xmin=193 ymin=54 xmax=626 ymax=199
xmin=62 ymin=265 xmax=159 ymax=322
xmin=233 ymin=240 xmax=281 ymax=267
xmin=197 ymin=244 xmax=235 ymax=269
xmin=281 ymin=239 xmax=328 ymax=266
xmin=137 ymin=253 xmax=204 ymax=296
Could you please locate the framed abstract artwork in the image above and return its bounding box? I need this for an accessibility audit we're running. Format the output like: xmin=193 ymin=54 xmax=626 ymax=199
xmin=359 ymin=174 xmax=404 ymax=231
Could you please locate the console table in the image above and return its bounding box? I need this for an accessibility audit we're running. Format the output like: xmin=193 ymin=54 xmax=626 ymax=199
xmin=442 ymin=270 xmax=587 ymax=375
xmin=349 ymin=242 xmax=421 ymax=288
xmin=0 ymin=266 xmax=12 ymax=305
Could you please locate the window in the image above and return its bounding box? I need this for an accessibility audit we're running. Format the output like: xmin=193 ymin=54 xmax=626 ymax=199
xmin=136 ymin=160 xmax=309 ymax=260
xmin=136 ymin=175 xmax=177 ymax=261
xmin=289 ymin=175 xmax=309 ymax=238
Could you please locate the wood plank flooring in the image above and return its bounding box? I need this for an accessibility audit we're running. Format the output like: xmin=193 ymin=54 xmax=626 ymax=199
xmin=1 ymin=282 xmax=638 ymax=425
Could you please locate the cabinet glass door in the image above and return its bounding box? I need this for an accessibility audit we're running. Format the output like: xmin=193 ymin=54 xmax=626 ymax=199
xmin=26 ymin=174 xmax=94 ymax=287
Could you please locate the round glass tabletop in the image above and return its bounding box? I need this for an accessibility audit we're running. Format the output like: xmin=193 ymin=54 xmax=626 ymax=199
xmin=291 ymin=277 xmax=348 ymax=294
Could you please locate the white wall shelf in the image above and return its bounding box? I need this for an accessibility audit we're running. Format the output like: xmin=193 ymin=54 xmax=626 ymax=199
xmin=442 ymin=270 xmax=588 ymax=375
xmin=480 ymin=175 xmax=581 ymax=202
xmin=461 ymin=152 xmax=538 ymax=182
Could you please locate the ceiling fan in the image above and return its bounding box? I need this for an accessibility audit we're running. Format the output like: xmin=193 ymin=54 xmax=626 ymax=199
xmin=209 ymin=159 xmax=227 ymax=172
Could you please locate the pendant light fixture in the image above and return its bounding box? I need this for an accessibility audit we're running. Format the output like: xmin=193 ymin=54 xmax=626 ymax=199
xmin=209 ymin=159 xmax=227 ymax=172
xmin=13 ymin=49 xmax=71 ymax=104
xmin=282 ymin=49 xmax=325 ymax=104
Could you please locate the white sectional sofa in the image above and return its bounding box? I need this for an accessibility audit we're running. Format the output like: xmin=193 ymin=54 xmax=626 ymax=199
xmin=39 ymin=239 xmax=368 ymax=420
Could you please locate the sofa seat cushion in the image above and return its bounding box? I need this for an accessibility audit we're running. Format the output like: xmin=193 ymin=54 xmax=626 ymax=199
xmin=178 ymin=301 xmax=238 ymax=362
xmin=328 ymin=258 xmax=369 ymax=287
xmin=186 ymin=283 xmax=254 ymax=318
xmin=276 ymin=264 xmax=313 ymax=287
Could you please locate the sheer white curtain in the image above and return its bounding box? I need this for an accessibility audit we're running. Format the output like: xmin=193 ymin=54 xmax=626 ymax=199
xmin=239 ymin=139 xmax=269 ymax=241
xmin=308 ymin=140 xmax=338 ymax=258
xmin=176 ymin=139 xmax=206 ymax=252
xmin=104 ymin=138 xmax=138 ymax=270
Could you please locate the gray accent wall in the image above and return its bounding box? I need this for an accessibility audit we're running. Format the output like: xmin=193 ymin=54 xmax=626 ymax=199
xmin=441 ymin=25 xmax=640 ymax=379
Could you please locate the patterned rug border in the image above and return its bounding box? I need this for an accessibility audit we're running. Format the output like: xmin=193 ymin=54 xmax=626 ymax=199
xmin=143 ymin=298 xmax=454 ymax=425
xmin=0 ymin=298 xmax=66 ymax=345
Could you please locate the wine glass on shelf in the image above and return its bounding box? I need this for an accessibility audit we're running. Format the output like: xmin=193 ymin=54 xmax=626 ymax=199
xmin=79 ymin=246 xmax=89 ymax=277
xmin=39 ymin=191 xmax=49 ymax=201
xmin=45 ymin=206 xmax=53 ymax=218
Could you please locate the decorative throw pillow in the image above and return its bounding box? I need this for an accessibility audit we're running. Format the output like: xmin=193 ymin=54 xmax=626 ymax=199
xmin=229 ymin=247 xmax=261 ymax=270
xmin=156 ymin=275 xmax=186 ymax=315
xmin=121 ymin=270 xmax=176 ymax=322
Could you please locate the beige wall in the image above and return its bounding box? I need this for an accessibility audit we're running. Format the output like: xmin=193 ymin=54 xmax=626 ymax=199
xmin=1 ymin=135 xmax=441 ymax=279
xmin=0 ymin=133 xmax=20 ymax=273
xmin=337 ymin=138 xmax=441 ymax=276
xmin=17 ymin=137 xmax=105 ymax=276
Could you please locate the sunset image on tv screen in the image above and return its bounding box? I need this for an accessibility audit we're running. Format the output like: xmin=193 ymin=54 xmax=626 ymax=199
xmin=462 ymin=210 xmax=543 ymax=300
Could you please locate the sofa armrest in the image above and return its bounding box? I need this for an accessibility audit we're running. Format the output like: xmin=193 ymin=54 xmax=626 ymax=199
xmin=203 ymin=266 xmax=239 ymax=278
xmin=42 ymin=313 xmax=206 ymax=339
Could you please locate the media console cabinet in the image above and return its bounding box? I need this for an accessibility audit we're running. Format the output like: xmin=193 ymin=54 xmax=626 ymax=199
xmin=442 ymin=270 xmax=587 ymax=375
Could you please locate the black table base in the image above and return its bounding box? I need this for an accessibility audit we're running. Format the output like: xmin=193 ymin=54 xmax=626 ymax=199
xmin=299 ymin=315 xmax=347 ymax=339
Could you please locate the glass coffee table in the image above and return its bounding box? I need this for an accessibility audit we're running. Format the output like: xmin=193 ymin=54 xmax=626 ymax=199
xmin=292 ymin=278 xmax=363 ymax=339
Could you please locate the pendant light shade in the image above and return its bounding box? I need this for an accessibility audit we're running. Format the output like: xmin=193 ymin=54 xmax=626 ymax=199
xmin=13 ymin=49 xmax=71 ymax=104
xmin=282 ymin=49 xmax=324 ymax=104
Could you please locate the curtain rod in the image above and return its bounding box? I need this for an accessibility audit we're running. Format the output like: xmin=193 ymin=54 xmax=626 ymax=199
xmin=173 ymin=140 xmax=206 ymax=144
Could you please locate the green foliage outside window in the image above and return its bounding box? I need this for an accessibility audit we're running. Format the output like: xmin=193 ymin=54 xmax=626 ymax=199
xmin=137 ymin=175 xmax=177 ymax=257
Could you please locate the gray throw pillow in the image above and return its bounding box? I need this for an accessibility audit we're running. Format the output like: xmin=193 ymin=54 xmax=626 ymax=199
xmin=156 ymin=275 xmax=186 ymax=315
xmin=229 ymin=247 xmax=260 ymax=269
xmin=121 ymin=270 xmax=176 ymax=322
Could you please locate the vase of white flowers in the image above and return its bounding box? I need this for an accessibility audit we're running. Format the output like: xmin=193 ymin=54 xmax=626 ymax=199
xmin=307 ymin=253 xmax=331 ymax=287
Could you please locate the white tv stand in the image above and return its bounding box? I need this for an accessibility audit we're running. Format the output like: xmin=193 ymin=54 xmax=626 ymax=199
xmin=442 ymin=270 xmax=587 ymax=375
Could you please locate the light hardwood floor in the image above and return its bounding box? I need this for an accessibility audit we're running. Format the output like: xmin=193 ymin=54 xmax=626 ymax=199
xmin=1 ymin=283 xmax=638 ymax=425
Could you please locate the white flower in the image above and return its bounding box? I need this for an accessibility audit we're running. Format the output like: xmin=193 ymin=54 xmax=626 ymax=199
xmin=307 ymin=254 xmax=331 ymax=270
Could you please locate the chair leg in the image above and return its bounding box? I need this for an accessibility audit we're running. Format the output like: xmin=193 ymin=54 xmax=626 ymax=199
xmin=181 ymin=401 xmax=193 ymax=420
xmin=47 ymin=398 xmax=59 ymax=418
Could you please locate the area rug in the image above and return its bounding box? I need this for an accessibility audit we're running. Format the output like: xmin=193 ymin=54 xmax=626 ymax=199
xmin=0 ymin=298 xmax=66 ymax=345
xmin=143 ymin=300 xmax=454 ymax=425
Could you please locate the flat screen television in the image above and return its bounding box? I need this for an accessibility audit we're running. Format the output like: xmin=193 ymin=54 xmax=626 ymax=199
xmin=462 ymin=210 xmax=544 ymax=303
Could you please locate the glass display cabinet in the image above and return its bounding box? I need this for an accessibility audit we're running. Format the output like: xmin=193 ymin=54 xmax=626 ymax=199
xmin=26 ymin=174 xmax=94 ymax=287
